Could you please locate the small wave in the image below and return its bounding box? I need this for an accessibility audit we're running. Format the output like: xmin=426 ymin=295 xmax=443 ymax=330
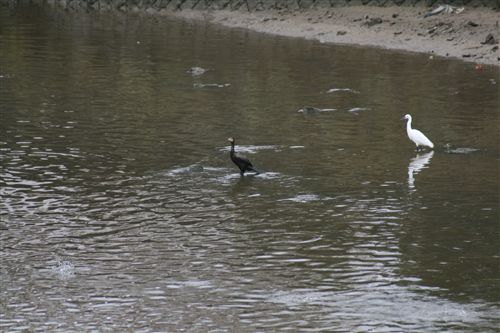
xmin=279 ymin=194 xmax=323 ymax=203
xmin=348 ymin=107 xmax=371 ymax=113
xmin=215 ymin=173 xmax=244 ymax=183
xmin=193 ymin=82 xmax=230 ymax=88
xmin=326 ymin=87 xmax=360 ymax=94
xmin=166 ymin=164 xmax=205 ymax=176
xmin=220 ymin=145 xmax=281 ymax=154
xmin=166 ymin=279 xmax=213 ymax=289
xmin=214 ymin=171 xmax=281 ymax=184
xmin=255 ymin=172 xmax=281 ymax=179
xmin=269 ymin=289 xmax=333 ymax=306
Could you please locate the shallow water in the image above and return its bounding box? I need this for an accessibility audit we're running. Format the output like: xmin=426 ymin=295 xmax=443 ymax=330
xmin=1 ymin=4 xmax=499 ymax=332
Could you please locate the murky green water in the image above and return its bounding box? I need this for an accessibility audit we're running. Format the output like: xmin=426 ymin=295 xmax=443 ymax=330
xmin=1 ymin=4 xmax=499 ymax=332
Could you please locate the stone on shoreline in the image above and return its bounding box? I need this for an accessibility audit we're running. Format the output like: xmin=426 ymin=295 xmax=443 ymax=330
xmin=481 ymin=33 xmax=497 ymax=45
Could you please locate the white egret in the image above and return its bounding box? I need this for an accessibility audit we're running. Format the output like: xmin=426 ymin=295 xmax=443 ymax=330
xmin=401 ymin=114 xmax=434 ymax=151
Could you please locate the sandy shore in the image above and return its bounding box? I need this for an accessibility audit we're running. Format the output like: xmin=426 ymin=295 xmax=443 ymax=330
xmin=165 ymin=6 xmax=499 ymax=66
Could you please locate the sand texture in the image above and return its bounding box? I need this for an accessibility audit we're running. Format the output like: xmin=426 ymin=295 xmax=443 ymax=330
xmin=166 ymin=6 xmax=500 ymax=66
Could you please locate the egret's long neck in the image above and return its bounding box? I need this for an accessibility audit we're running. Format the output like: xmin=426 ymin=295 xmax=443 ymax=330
xmin=406 ymin=118 xmax=412 ymax=132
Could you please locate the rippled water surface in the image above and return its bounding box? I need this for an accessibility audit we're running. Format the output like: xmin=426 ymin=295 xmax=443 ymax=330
xmin=1 ymin=4 xmax=499 ymax=332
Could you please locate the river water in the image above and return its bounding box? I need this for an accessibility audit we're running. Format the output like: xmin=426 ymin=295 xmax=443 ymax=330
xmin=1 ymin=4 xmax=499 ymax=332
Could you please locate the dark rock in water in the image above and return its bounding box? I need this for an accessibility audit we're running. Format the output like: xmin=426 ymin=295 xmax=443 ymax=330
xmin=298 ymin=106 xmax=336 ymax=114
xmin=190 ymin=164 xmax=204 ymax=172
xmin=298 ymin=106 xmax=322 ymax=113
xmin=467 ymin=21 xmax=479 ymax=27
xmin=481 ymin=33 xmax=497 ymax=45
xmin=337 ymin=30 xmax=347 ymax=35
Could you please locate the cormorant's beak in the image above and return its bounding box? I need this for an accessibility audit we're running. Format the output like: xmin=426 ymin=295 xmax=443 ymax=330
xmin=400 ymin=117 xmax=406 ymax=121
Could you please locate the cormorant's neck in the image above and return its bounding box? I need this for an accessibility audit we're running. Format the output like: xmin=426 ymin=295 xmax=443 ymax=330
xmin=230 ymin=142 xmax=235 ymax=155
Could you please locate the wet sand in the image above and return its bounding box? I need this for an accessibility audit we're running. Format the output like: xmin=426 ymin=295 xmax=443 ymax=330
xmin=166 ymin=6 xmax=499 ymax=66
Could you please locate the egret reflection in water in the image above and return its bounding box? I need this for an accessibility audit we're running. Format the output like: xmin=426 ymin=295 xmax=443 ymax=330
xmin=408 ymin=151 xmax=434 ymax=189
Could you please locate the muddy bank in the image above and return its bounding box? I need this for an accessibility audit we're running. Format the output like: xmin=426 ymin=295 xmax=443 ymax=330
xmin=3 ymin=0 xmax=499 ymax=65
xmin=169 ymin=6 xmax=499 ymax=66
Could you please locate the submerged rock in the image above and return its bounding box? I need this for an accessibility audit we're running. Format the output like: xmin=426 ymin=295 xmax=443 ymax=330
xmin=444 ymin=145 xmax=480 ymax=154
xmin=298 ymin=106 xmax=336 ymax=114
xmin=187 ymin=66 xmax=207 ymax=76
xmin=298 ymin=106 xmax=322 ymax=113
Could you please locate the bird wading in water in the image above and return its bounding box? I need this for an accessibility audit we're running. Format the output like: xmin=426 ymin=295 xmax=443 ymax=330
xmin=401 ymin=114 xmax=434 ymax=151
xmin=227 ymin=137 xmax=259 ymax=176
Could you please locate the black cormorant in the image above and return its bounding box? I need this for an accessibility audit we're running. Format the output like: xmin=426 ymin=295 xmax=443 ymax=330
xmin=227 ymin=137 xmax=259 ymax=176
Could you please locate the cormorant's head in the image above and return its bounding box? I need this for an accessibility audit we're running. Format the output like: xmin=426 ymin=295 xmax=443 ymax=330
xmin=227 ymin=137 xmax=234 ymax=143
xmin=401 ymin=114 xmax=411 ymax=121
